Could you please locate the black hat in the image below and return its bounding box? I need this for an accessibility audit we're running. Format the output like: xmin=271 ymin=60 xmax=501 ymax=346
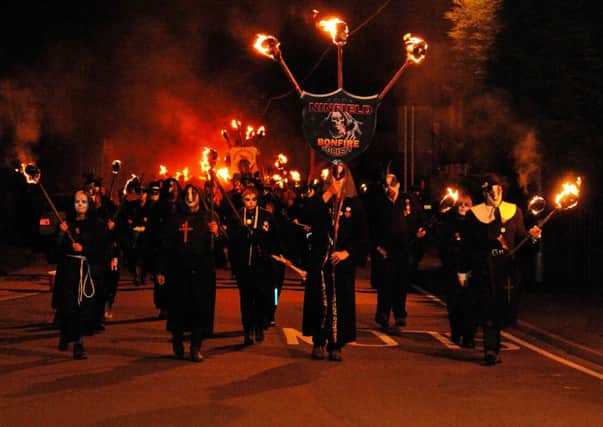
xmin=481 ymin=173 xmax=503 ymax=191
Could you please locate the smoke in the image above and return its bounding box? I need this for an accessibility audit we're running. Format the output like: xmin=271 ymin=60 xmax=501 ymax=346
xmin=0 ymin=80 xmax=41 ymax=166
xmin=513 ymin=129 xmax=541 ymax=194
xmin=1 ymin=1 xmax=299 ymax=185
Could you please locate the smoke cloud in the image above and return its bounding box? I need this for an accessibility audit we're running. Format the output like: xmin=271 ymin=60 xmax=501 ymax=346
xmin=513 ymin=129 xmax=541 ymax=194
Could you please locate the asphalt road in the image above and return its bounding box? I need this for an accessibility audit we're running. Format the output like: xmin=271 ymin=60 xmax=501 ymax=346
xmin=1 ymin=281 xmax=602 ymax=427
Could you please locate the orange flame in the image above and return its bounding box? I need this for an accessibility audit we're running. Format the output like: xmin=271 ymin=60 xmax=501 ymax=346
xmin=253 ymin=34 xmax=281 ymax=60
xmin=439 ymin=187 xmax=459 ymax=213
xmin=404 ymin=33 xmax=428 ymax=64
xmin=159 ymin=165 xmax=168 ymax=177
xmin=319 ymin=18 xmax=349 ymax=46
xmin=200 ymin=148 xmax=211 ymax=175
xmin=21 ymin=163 xmax=40 ymax=184
xmin=245 ymin=125 xmax=255 ymax=141
xmin=277 ymin=153 xmax=288 ymax=165
xmin=527 ymin=195 xmax=546 ymax=215
xmin=320 ymin=168 xmax=330 ymax=181
xmin=257 ymin=126 xmax=266 ymax=137
xmin=231 ymin=119 xmax=241 ymax=130
xmin=290 ymin=170 xmax=301 ymax=182
xmin=554 ymin=179 xmax=581 ymax=210
xmin=216 ymin=167 xmax=231 ymax=182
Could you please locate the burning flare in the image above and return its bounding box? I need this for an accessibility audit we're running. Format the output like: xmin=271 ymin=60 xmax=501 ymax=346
xmin=216 ymin=167 xmax=231 ymax=182
xmin=318 ymin=18 xmax=349 ymax=46
xmin=22 ymin=163 xmax=41 ymax=184
xmin=290 ymin=170 xmax=301 ymax=183
xmin=231 ymin=119 xmax=241 ymax=130
xmin=439 ymin=187 xmax=459 ymax=213
xmin=554 ymin=178 xmax=581 ymax=210
xmin=320 ymin=168 xmax=330 ymax=181
xmin=254 ymin=34 xmax=281 ymax=61
xmin=527 ymin=195 xmax=546 ymax=216
xmin=275 ymin=153 xmax=288 ymax=169
xmin=404 ymin=33 xmax=428 ymax=64
xmin=159 ymin=165 xmax=168 ymax=177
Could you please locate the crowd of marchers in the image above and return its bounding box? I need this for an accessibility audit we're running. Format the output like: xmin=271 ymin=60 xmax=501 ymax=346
xmin=45 ymin=162 xmax=541 ymax=366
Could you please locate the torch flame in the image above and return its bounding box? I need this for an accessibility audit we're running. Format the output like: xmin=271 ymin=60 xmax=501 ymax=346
xmin=159 ymin=165 xmax=168 ymax=177
xmin=216 ymin=167 xmax=231 ymax=182
xmin=231 ymin=119 xmax=241 ymax=130
xmin=253 ymin=34 xmax=281 ymax=61
xmin=404 ymin=33 xmax=428 ymax=64
xmin=290 ymin=170 xmax=301 ymax=182
xmin=245 ymin=125 xmax=256 ymax=141
xmin=201 ymin=148 xmax=211 ymax=175
xmin=439 ymin=187 xmax=459 ymax=213
xmin=182 ymin=167 xmax=190 ymax=182
xmin=554 ymin=179 xmax=581 ymax=210
xmin=22 ymin=163 xmax=40 ymax=184
xmin=277 ymin=153 xmax=288 ymax=165
xmin=321 ymin=168 xmax=330 ymax=181
xmin=257 ymin=126 xmax=266 ymax=137
xmin=319 ymin=18 xmax=349 ymax=46
xmin=527 ymin=195 xmax=547 ymax=216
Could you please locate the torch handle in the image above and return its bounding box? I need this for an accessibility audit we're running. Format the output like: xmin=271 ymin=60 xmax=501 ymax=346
xmin=277 ymin=57 xmax=303 ymax=96
xmin=337 ymin=45 xmax=343 ymax=89
xmin=38 ymin=182 xmax=75 ymax=243
xmin=378 ymin=60 xmax=410 ymax=101
xmin=508 ymin=208 xmax=558 ymax=256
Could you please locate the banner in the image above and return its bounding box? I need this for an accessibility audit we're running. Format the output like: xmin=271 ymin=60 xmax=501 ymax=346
xmin=301 ymin=89 xmax=379 ymax=162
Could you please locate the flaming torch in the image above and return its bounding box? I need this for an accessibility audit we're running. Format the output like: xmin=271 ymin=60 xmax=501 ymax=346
xmin=318 ymin=17 xmax=349 ymax=89
xmin=108 ymin=160 xmax=121 ymax=202
xmin=439 ymin=187 xmax=459 ymax=214
xmin=23 ymin=164 xmax=75 ymax=243
xmin=379 ymin=33 xmax=428 ymax=101
xmin=253 ymin=34 xmax=303 ymax=96
xmin=509 ymin=178 xmax=582 ymax=256
xmin=159 ymin=165 xmax=168 ymax=178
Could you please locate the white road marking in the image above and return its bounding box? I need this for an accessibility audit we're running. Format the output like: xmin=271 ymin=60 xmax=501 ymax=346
xmin=412 ymin=284 xmax=603 ymax=381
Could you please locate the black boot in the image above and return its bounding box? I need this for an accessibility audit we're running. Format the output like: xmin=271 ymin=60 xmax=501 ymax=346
xmin=172 ymin=337 xmax=184 ymax=359
xmin=58 ymin=336 xmax=68 ymax=351
xmin=243 ymin=330 xmax=254 ymax=346
xmin=73 ymin=342 xmax=87 ymax=360
xmin=190 ymin=347 xmax=203 ymax=362
xmin=255 ymin=326 xmax=265 ymax=342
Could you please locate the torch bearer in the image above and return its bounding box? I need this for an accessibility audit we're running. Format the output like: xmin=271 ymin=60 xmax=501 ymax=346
xmin=379 ymin=33 xmax=428 ymax=101
xmin=509 ymin=179 xmax=581 ymax=256
xmin=318 ymin=18 xmax=349 ymax=89
xmin=108 ymin=160 xmax=121 ymax=203
xmin=24 ymin=164 xmax=75 ymax=244
xmin=202 ymin=147 xmax=219 ymax=251
xmin=254 ymin=34 xmax=303 ymax=96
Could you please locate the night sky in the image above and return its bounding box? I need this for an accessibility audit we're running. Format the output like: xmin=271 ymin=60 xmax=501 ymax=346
xmin=1 ymin=0 xmax=601 ymax=197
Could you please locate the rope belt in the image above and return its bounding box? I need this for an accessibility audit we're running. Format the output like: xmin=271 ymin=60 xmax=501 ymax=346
xmin=67 ymin=254 xmax=95 ymax=305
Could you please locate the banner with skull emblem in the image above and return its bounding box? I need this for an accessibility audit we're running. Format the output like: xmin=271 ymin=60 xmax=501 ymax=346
xmin=301 ymin=89 xmax=379 ymax=162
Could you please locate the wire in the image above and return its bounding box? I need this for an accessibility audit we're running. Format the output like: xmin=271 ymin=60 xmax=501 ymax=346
xmin=261 ymin=0 xmax=392 ymax=117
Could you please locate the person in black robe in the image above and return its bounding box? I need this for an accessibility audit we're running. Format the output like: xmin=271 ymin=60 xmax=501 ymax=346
xmin=156 ymin=184 xmax=220 ymax=362
xmin=463 ymin=174 xmax=541 ymax=365
xmin=372 ymin=172 xmax=412 ymax=331
xmin=52 ymin=190 xmax=110 ymax=359
xmin=152 ymin=178 xmax=181 ymax=319
xmin=85 ymin=177 xmax=119 ymax=330
xmin=438 ymin=191 xmax=476 ymax=347
xmin=303 ymin=163 xmax=368 ymax=362
xmin=229 ymin=185 xmax=279 ymax=345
